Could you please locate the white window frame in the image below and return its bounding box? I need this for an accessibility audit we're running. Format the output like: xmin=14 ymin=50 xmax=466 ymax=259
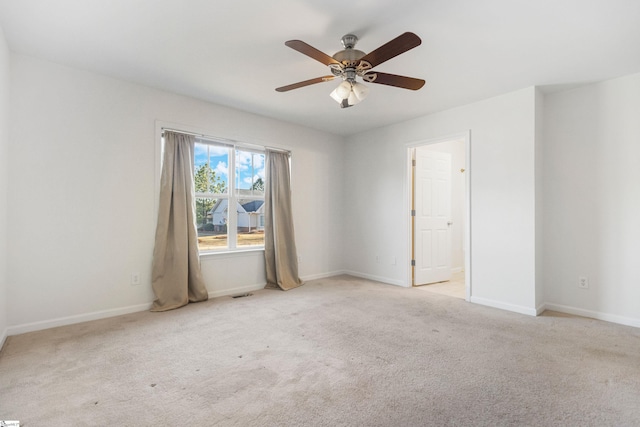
xmin=155 ymin=123 xmax=270 ymax=255
xmin=195 ymin=140 xmax=266 ymax=253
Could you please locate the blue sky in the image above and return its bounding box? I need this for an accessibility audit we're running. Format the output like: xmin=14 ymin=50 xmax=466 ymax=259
xmin=195 ymin=143 xmax=265 ymax=193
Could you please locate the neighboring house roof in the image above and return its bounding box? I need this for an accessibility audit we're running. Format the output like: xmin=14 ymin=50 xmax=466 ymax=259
xmin=209 ymin=199 xmax=264 ymax=214
xmin=241 ymin=200 xmax=264 ymax=213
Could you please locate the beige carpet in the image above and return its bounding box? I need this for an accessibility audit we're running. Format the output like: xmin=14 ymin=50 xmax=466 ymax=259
xmin=1 ymin=275 xmax=639 ymax=426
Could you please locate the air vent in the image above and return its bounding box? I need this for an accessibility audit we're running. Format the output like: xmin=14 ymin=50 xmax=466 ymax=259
xmin=231 ymin=293 xmax=253 ymax=299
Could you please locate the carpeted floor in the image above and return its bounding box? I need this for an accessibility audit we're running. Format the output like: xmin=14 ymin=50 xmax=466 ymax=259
xmin=1 ymin=275 xmax=639 ymax=426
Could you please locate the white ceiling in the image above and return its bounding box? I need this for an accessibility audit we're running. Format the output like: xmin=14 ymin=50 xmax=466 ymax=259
xmin=1 ymin=0 xmax=639 ymax=136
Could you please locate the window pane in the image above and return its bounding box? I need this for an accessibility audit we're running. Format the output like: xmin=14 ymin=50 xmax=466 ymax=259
xmin=191 ymin=141 xmax=266 ymax=251
xmin=195 ymin=143 xmax=229 ymax=194
xmin=237 ymin=198 xmax=265 ymax=247
xmin=235 ymin=150 xmax=265 ymax=197
xmin=196 ymin=197 xmax=228 ymax=250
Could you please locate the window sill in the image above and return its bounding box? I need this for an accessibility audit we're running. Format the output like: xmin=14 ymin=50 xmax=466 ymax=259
xmin=199 ymin=247 xmax=265 ymax=260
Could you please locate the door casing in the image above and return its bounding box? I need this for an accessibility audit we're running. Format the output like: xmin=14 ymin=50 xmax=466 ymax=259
xmin=405 ymin=131 xmax=472 ymax=301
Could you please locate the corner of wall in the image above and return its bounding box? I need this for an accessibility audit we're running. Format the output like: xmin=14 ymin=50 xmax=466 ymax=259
xmin=0 ymin=21 xmax=11 ymax=351
xmin=534 ymin=88 xmax=545 ymax=309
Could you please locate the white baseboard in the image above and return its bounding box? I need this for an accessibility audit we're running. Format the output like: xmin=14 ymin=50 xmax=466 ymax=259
xmin=470 ymin=296 xmax=538 ymax=317
xmin=451 ymin=267 xmax=463 ymax=274
xmin=342 ymin=270 xmax=407 ymax=287
xmin=543 ymin=303 xmax=640 ymax=328
xmin=3 ymin=273 xmax=345 ymax=338
xmin=210 ymin=271 xmax=354 ymax=296
xmin=300 ymin=270 xmax=348 ymax=281
xmin=210 ymin=271 xmax=353 ymax=297
xmin=7 ymin=302 xmax=153 ymax=336
xmin=17 ymin=277 xmax=635 ymax=340
xmin=0 ymin=327 xmax=7 ymax=352
xmin=7 ymin=285 xmax=267 ymax=337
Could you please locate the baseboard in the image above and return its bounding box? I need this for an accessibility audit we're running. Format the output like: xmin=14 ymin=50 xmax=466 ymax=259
xmin=0 ymin=327 xmax=8 ymax=353
xmin=7 ymin=302 xmax=153 ymax=336
xmin=451 ymin=267 xmax=463 ymax=274
xmin=470 ymin=296 xmax=538 ymax=317
xmin=209 ymin=271 xmax=352 ymax=297
xmin=342 ymin=270 xmax=407 ymax=287
xmin=535 ymin=303 xmax=547 ymax=316
xmin=4 ymin=273 xmax=346 ymax=337
xmin=543 ymin=303 xmax=640 ymax=328
xmin=300 ymin=270 xmax=348 ymax=281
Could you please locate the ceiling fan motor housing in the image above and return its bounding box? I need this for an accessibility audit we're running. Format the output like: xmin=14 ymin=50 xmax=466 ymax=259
xmin=333 ymin=34 xmax=366 ymax=64
xmin=331 ymin=34 xmax=369 ymax=80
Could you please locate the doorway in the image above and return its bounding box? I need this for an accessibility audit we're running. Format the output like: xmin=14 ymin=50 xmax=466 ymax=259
xmin=408 ymin=132 xmax=471 ymax=301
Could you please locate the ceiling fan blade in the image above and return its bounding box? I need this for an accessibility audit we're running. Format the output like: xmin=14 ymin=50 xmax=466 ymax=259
xmin=285 ymin=40 xmax=340 ymax=66
xmin=363 ymin=72 xmax=425 ymax=90
xmin=360 ymin=32 xmax=422 ymax=68
xmin=275 ymin=76 xmax=336 ymax=92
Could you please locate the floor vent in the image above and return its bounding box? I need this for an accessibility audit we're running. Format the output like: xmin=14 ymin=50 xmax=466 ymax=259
xmin=231 ymin=293 xmax=253 ymax=299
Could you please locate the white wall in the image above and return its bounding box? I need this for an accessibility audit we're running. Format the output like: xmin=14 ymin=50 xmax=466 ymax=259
xmin=6 ymin=47 xmax=639 ymax=335
xmin=542 ymin=73 xmax=640 ymax=327
xmin=422 ymin=139 xmax=466 ymax=272
xmin=7 ymin=53 xmax=345 ymax=332
xmin=0 ymin=24 xmax=10 ymax=347
xmin=344 ymin=87 xmax=538 ymax=315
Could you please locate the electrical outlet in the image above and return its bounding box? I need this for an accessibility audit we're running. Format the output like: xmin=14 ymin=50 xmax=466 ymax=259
xmin=297 ymin=255 xmax=302 ymax=263
xmin=131 ymin=272 xmax=141 ymax=286
xmin=578 ymin=276 xmax=589 ymax=289
xmin=376 ymin=255 xmax=380 ymax=263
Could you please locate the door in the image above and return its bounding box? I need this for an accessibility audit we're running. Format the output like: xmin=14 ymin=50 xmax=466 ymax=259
xmin=414 ymin=146 xmax=452 ymax=285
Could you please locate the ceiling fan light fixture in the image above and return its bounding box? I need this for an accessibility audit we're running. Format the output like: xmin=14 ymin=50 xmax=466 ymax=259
xmin=330 ymin=80 xmax=369 ymax=108
xmin=352 ymin=82 xmax=369 ymax=101
xmin=335 ymin=80 xmax=352 ymax=98
xmin=347 ymin=91 xmax=361 ymax=107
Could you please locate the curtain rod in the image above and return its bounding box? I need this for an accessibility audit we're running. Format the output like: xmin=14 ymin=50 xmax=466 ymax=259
xmin=161 ymin=127 xmax=291 ymax=155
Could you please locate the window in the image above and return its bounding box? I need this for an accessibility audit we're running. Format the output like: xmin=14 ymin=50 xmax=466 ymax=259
xmin=194 ymin=140 xmax=266 ymax=252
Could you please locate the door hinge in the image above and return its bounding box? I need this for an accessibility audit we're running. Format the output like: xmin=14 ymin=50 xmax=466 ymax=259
xmin=411 ymin=210 xmax=416 ymax=216
xmin=412 ymin=159 xmax=416 ymax=166
xmin=411 ymin=259 xmax=416 ymax=266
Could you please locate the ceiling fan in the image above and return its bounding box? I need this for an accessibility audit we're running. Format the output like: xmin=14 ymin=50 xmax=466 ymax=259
xmin=276 ymin=32 xmax=425 ymax=108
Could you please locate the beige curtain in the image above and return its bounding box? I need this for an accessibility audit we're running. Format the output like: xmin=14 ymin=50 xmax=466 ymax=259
xmin=264 ymin=150 xmax=304 ymax=290
xmin=150 ymin=131 xmax=208 ymax=311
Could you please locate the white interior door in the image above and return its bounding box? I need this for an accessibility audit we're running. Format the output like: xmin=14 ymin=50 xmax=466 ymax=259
xmin=414 ymin=147 xmax=452 ymax=285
